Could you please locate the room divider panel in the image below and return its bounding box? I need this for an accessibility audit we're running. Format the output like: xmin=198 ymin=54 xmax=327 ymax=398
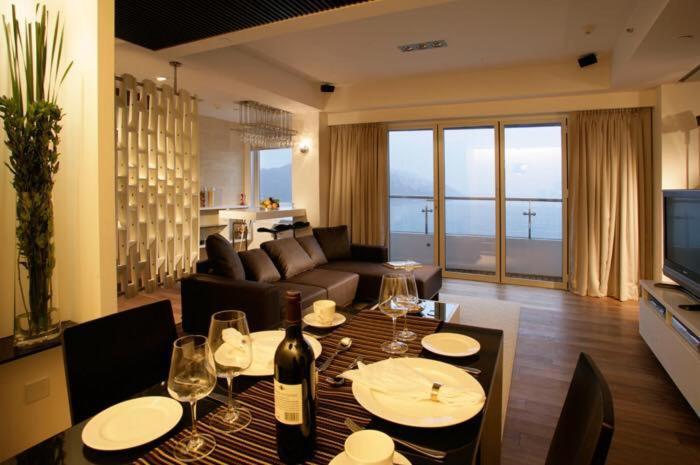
xmin=115 ymin=74 xmax=200 ymax=296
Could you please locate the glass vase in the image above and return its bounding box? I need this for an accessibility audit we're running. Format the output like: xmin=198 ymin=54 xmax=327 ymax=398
xmin=13 ymin=238 xmax=61 ymax=348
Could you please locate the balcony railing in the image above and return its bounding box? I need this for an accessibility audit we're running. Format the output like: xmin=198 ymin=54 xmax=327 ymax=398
xmin=389 ymin=195 xmax=562 ymax=241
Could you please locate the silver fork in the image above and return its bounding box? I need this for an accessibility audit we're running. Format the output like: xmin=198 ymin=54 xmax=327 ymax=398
xmin=344 ymin=418 xmax=447 ymax=460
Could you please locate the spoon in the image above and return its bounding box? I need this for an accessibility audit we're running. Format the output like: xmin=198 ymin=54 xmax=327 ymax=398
xmin=327 ymin=355 xmax=363 ymax=386
xmin=317 ymin=337 xmax=352 ymax=372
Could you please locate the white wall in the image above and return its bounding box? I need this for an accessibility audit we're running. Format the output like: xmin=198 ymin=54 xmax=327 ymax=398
xmin=199 ymin=115 xmax=245 ymax=206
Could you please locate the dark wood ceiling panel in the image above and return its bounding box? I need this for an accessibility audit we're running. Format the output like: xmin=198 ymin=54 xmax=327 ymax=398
xmin=116 ymin=0 xmax=370 ymax=50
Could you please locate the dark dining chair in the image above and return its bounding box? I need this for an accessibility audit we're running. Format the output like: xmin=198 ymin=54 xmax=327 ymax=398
xmin=545 ymin=353 xmax=615 ymax=465
xmin=62 ymin=300 xmax=178 ymax=424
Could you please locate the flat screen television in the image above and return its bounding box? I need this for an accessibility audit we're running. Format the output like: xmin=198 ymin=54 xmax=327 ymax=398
xmin=663 ymin=189 xmax=700 ymax=300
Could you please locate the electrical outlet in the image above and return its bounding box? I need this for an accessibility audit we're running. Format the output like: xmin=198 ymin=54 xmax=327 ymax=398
xmin=24 ymin=377 xmax=50 ymax=404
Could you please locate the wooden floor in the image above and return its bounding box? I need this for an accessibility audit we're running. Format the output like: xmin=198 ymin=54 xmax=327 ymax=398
xmin=118 ymin=279 xmax=700 ymax=465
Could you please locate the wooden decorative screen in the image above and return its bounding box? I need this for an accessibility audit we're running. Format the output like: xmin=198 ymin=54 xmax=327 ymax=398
xmin=115 ymin=74 xmax=200 ymax=296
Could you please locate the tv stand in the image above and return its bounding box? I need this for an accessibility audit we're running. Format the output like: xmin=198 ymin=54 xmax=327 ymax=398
xmin=654 ymin=282 xmax=683 ymax=291
xmin=640 ymin=281 xmax=700 ymax=416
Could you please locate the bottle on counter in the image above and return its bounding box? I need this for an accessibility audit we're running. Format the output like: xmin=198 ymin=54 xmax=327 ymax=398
xmin=207 ymin=187 xmax=214 ymax=207
xmin=200 ymin=187 xmax=206 ymax=208
xmin=274 ymin=290 xmax=317 ymax=463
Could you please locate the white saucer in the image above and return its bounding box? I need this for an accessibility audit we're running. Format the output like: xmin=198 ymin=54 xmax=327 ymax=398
xmin=421 ymin=332 xmax=480 ymax=357
xmin=82 ymin=396 xmax=182 ymax=451
xmin=303 ymin=312 xmax=346 ymax=328
xmin=329 ymin=451 xmax=411 ymax=465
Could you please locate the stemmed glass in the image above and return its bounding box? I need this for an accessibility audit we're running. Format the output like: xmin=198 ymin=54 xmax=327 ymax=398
xmin=378 ymin=273 xmax=410 ymax=355
xmin=167 ymin=335 xmax=217 ymax=462
xmin=395 ymin=271 xmax=420 ymax=342
xmin=208 ymin=310 xmax=253 ymax=432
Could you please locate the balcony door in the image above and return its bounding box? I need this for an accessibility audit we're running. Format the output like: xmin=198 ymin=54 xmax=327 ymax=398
xmin=388 ymin=118 xmax=567 ymax=289
xmin=388 ymin=128 xmax=438 ymax=265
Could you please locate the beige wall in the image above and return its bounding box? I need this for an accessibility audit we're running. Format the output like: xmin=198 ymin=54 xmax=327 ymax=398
xmin=0 ymin=348 xmax=71 ymax=461
xmin=199 ymin=115 xmax=245 ymax=206
xmin=659 ymin=81 xmax=700 ymax=190
xmin=0 ymin=1 xmax=114 ymax=459
xmin=0 ymin=0 xmax=117 ymax=336
xmin=292 ymin=112 xmax=322 ymax=228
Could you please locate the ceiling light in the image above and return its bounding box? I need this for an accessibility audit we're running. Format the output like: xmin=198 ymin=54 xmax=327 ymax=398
xmin=156 ymin=76 xmax=167 ymax=81
xmin=398 ymin=39 xmax=447 ymax=53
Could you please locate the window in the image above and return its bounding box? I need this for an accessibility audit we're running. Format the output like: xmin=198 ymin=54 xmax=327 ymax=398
xmin=255 ymin=147 xmax=292 ymax=206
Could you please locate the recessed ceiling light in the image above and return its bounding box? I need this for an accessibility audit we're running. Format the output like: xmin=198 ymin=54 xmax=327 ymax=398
xmin=156 ymin=76 xmax=167 ymax=82
xmin=679 ymin=34 xmax=694 ymax=39
xmin=398 ymin=39 xmax=447 ymax=53
xmin=625 ymin=27 xmax=635 ymax=33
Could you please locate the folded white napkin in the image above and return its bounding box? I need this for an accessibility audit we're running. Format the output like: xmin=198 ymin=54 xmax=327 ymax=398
xmin=214 ymin=329 xmax=251 ymax=367
xmin=340 ymin=358 xmax=485 ymax=406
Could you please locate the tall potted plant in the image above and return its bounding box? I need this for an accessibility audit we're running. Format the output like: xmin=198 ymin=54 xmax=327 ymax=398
xmin=1 ymin=4 xmax=72 ymax=347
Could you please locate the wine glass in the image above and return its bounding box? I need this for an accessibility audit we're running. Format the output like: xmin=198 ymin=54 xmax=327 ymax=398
xmin=378 ymin=274 xmax=410 ymax=355
xmin=167 ymin=335 xmax=217 ymax=462
xmin=208 ymin=310 xmax=253 ymax=432
xmin=395 ymin=271 xmax=420 ymax=342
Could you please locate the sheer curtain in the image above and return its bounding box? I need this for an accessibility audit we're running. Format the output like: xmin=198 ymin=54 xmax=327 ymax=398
xmin=569 ymin=108 xmax=653 ymax=301
xmin=328 ymin=123 xmax=388 ymax=245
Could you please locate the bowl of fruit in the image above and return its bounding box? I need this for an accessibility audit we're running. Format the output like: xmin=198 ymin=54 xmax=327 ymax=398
xmin=260 ymin=197 xmax=280 ymax=211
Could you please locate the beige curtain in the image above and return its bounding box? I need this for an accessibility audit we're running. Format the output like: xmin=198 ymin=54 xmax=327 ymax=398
xmin=569 ymin=108 xmax=653 ymax=301
xmin=328 ymin=123 xmax=388 ymax=245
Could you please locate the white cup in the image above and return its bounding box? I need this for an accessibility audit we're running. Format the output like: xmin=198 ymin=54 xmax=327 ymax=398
xmin=313 ymin=300 xmax=336 ymax=325
xmin=344 ymin=430 xmax=395 ymax=465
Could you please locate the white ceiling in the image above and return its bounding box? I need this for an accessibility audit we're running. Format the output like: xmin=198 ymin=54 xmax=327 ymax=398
xmin=116 ymin=0 xmax=700 ymax=119
xmin=242 ymin=0 xmax=638 ymax=86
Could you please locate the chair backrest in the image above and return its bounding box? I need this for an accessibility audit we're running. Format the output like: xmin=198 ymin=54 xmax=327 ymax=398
xmin=62 ymin=300 xmax=177 ymax=424
xmin=545 ymin=353 xmax=615 ymax=465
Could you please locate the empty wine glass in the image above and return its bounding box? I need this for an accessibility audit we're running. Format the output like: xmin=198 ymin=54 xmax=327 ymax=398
xmin=167 ymin=335 xmax=217 ymax=462
xmin=208 ymin=310 xmax=253 ymax=432
xmin=396 ymin=271 xmax=420 ymax=342
xmin=378 ymin=274 xmax=410 ymax=355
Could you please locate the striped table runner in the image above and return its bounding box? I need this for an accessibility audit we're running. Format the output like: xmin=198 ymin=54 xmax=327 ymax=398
xmin=135 ymin=310 xmax=440 ymax=465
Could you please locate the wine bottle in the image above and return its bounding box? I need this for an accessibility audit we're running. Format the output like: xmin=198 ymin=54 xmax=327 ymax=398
xmin=274 ymin=291 xmax=317 ymax=463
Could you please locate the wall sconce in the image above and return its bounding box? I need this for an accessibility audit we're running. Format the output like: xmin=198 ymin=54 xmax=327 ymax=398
xmin=299 ymin=138 xmax=311 ymax=154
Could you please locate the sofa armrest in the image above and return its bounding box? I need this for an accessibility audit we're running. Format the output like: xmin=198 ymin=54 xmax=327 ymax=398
xmin=196 ymin=259 xmax=212 ymax=274
xmin=351 ymin=244 xmax=388 ymax=263
xmin=181 ymin=274 xmax=281 ymax=335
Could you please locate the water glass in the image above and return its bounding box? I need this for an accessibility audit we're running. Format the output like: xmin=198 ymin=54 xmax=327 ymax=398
xmin=208 ymin=310 xmax=253 ymax=432
xmin=378 ymin=274 xmax=410 ymax=355
xmin=167 ymin=335 xmax=217 ymax=462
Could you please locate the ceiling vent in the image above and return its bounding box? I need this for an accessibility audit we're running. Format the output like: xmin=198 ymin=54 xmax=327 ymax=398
xmin=398 ymin=40 xmax=447 ymax=53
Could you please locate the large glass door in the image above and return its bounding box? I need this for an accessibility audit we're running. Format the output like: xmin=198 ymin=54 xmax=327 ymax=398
xmin=440 ymin=125 xmax=499 ymax=280
xmin=388 ymin=129 xmax=437 ymax=264
xmin=501 ymin=122 xmax=566 ymax=286
xmin=387 ymin=119 xmax=567 ymax=289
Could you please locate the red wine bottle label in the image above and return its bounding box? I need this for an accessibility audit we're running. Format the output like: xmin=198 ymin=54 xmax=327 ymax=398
xmin=274 ymin=380 xmax=303 ymax=425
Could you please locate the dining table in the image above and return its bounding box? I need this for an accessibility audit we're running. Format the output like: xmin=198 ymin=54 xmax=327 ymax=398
xmin=3 ymin=301 xmax=503 ymax=465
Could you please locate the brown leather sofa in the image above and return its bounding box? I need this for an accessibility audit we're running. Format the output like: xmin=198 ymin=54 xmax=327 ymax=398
xmin=181 ymin=226 xmax=442 ymax=335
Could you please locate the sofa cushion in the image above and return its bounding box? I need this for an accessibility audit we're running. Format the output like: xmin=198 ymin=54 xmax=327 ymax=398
xmin=313 ymin=226 xmax=352 ymax=261
xmin=274 ymin=281 xmax=327 ymax=309
xmin=261 ymin=238 xmax=315 ymax=279
xmin=285 ymin=269 xmax=359 ymax=307
xmin=239 ymin=249 xmax=281 ymax=283
xmin=296 ymin=235 xmax=328 ymax=267
xmin=205 ymin=234 xmax=245 ymax=280
xmin=318 ymin=261 xmax=441 ymax=301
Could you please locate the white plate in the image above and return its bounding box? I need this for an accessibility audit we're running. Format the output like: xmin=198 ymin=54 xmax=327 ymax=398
xmin=351 ymin=358 xmax=485 ymax=428
xmin=242 ymin=330 xmax=322 ymax=376
xmin=303 ymin=312 xmax=346 ymax=328
xmin=421 ymin=332 xmax=480 ymax=357
xmin=329 ymin=451 xmax=411 ymax=465
xmin=82 ymin=396 xmax=182 ymax=451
